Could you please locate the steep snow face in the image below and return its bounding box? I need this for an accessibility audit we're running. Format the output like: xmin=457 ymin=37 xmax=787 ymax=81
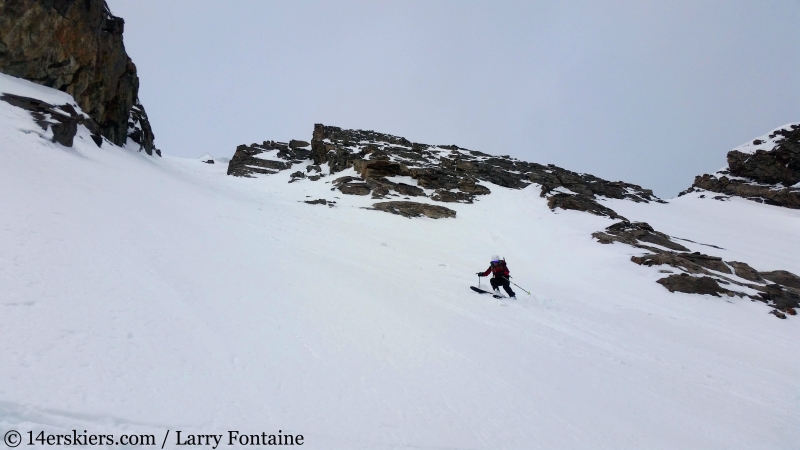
xmin=1 ymin=74 xmax=799 ymax=449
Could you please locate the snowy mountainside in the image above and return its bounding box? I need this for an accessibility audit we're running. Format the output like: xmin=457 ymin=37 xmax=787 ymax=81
xmin=1 ymin=73 xmax=799 ymax=449
xmin=227 ymin=122 xmax=800 ymax=318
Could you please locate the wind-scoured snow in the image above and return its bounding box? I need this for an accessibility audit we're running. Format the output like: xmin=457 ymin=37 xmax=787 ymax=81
xmin=1 ymin=74 xmax=799 ymax=449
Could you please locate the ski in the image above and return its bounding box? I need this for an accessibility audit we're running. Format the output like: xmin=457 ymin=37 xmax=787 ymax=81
xmin=470 ymin=286 xmax=504 ymax=299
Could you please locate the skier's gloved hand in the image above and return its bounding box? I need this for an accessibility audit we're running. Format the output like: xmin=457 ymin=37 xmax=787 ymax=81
xmin=476 ymin=272 xmax=485 ymax=277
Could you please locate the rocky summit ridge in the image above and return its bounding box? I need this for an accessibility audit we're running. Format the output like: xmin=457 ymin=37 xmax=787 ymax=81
xmin=0 ymin=0 xmax=158 ymax=155
xmin=228 ymin=123 xmax=661 ymax=220
xmin=681 ymin=123 xmax=800 ymax=208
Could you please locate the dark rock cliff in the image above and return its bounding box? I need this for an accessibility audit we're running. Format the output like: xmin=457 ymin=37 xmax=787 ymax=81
xmin=0 ymin=0 xmax=158 ymax=155
xmin=681 ymin=123 xmax=799 ymax=208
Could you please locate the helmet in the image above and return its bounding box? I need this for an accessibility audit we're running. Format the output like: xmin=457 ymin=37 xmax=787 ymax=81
xmin=491 ymin=255 xmax=500 ymax=262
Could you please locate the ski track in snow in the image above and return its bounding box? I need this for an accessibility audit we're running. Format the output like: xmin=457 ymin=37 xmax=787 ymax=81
xmin=1 ymin=74 xmax=799 ymax=449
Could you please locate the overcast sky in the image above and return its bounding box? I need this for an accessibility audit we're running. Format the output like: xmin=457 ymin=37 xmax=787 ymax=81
xmin=109 ymin=0 xmax=800 ymax=197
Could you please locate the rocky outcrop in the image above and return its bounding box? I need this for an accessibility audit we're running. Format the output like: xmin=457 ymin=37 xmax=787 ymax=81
xmin=332 ymin=176 xmax=370 ymax=196
xmin=727 ymin=126 xmax=800 ymax=185
xmin=1 ymin=93 xmax=102 ymax=147
xmin=657 ymin=274 xmax=736 ymax=297
xmin=312 ymin=124 xmax=659 ymax=210
xmin=229 ymin=123 xmax=660 ymax=219
xmin=304 ymin=199 xmax=328 ymax=205
xmin=688 ymin=174 xmax=800 ymax=209
xmin=431 ymin=190 xmax=476 ymax=204
xmin=370 ymin=178 xmax=425 ymax=199
xmin=593 ymin=220 xmax=800 ymax=318
xmin=226 ymin=141 xmax=310 ymax=177
xmin=680 ymin=123 xmax=800 ymax=208
xmin=632 ymin=252 xmax=736 ymax=277
xmin=592 ymin=221 xmax=689 ymax=251
xmin=369 ymin=201 xmax=456 ymax=219
xmin=636 ymin=250 xmax=800 ymax=312
xmin=127 ymin=99 xmax=157 ymax=155
xmin=0 ymin=0 xmax=158 ymax=154
xmin=760 ymin=270 xmax=800 ymax=290
xmin=548 ymin=193 xmax=624 ymax=220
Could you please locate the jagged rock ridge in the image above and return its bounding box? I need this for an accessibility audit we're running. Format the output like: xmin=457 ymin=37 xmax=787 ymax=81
xmin=681 ymin=123 xmax=800 ymax=208
xmin=228 ymin=123 xmax=661 ymax=219
xmin=0 ymin=0 xmax=158 ymax=155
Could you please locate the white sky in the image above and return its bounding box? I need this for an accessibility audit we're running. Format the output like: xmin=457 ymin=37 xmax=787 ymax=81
xmin=109 ymin=0 xmax=800 ymax=197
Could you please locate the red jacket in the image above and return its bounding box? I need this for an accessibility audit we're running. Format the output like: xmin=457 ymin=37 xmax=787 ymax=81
xmin=481 ymin=260 xmax=510 ymax=279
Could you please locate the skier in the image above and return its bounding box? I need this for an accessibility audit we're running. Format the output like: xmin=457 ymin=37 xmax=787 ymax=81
xmin=477 ymin=256 xmax=515 ymax=298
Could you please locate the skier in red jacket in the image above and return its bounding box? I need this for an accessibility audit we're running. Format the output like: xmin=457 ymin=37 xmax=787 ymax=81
xmin=477 ymin=255 xmax=516 ymax=298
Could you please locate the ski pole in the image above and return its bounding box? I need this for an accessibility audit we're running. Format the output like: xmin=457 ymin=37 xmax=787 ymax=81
xmin=505 ymin=277 xmax=531 ymax=295
xmin=512 ymin=281 xmax=530 ymax=295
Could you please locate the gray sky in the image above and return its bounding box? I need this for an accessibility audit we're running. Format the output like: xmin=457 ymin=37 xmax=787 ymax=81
xmin=109 ymin=0 xmax=800 ymax=197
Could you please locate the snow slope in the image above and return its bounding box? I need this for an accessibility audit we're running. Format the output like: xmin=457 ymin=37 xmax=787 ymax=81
xmin=1 ymin=74 xmax=799 ymax=449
